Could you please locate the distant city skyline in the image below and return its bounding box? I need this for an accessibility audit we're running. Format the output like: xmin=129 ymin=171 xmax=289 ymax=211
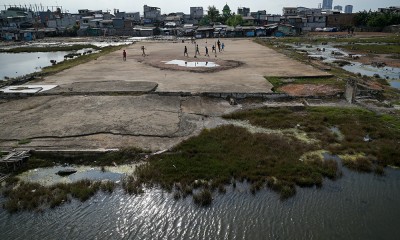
xmin=2 ymin=0 xmax=399 ymax=15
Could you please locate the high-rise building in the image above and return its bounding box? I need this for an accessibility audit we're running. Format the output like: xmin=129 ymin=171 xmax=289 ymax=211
xmin=322 ymin=0 xmax=333 ymax=10
xmin=334 ymin=5 xmax=343 ymax=12
xmin=344 ymin=5 xmax=353 ymax=13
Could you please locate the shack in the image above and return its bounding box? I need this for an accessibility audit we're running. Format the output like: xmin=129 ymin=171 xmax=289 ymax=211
xmin=265 ymin=23 xmax=296 ymax=37
xmin=242 ymin=26 xmax=255 ymax=37
xmin=195 ymin=27 xmax=214 ymax=38
xmin=255 ymin=27 xmax=267 ymax=37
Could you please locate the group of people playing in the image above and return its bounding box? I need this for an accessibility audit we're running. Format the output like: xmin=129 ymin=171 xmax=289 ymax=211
xmin=184 ymin=39 xmax=225 ymax=57
xmin=122 ymin=46 xmax=146 ymax=61
xmin=122 ymin=39 xmax=226 ymax=61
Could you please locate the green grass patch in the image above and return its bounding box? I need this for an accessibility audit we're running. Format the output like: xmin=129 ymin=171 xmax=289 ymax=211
xmin=2 ymin=179 xmax=113 ymax=213
xmin=132 ymin=124 xmax=338 ymax=202
xmin=224 ymin=106 xmax=400 ymax=167
xmin=31 ymin=147 xmax=147 ymax=166
xmin=0 ymin=44 xmax=101 ymax=53
xmin=337 ymin=44 xmax=400 ymax=54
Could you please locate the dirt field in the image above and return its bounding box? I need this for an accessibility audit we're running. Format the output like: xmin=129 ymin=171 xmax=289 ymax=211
xmin=39 ymin=39 xmax=331 ymax=93
xmin=0 ymin=39 xmax=334 ymax=151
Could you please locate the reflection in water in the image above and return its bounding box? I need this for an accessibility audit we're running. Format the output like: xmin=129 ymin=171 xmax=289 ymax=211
xmin=1 ymin=167 xmax=400 ymax=239
xmin=165 ymin=60 xmax=219 ymax=68
xmin=0 ymin=48 xmax=98 ymax=81
xmin=0 ymin=52 xmax=69 ymax=80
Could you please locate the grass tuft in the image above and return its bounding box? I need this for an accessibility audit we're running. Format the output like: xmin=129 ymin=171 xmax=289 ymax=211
xmin=193 ymin=189 xmax=212 ymax=206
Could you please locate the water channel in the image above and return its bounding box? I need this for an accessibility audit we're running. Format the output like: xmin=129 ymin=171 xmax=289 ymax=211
xmin=0 ymin=165 xmax=399 ymax=239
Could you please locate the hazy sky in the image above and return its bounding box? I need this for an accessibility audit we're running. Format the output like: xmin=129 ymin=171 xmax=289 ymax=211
xmin=2 ymin=1 xmax=399 ymax=15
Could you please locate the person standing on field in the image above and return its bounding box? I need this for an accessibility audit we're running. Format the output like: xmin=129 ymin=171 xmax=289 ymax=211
xmin=205 ymin=46 xmax=209 ymax=57
xmin=122 ymin=50 xmax=126 ymax=61
xmin=141 ymin=46 xmax=146 ymax=56
xmin=184 ymin=46 xmax=188 ymax=57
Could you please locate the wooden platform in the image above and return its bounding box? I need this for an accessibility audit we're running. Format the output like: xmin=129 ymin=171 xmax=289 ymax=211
xmin=0 ymin=150 xmax=30 ymax=170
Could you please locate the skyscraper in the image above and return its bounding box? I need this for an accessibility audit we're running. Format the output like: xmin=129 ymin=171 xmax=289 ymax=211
xmin=322 ymin=0 xmax=333 ymax=10
xmin=344 ymin=5 xmax=353 ymax=13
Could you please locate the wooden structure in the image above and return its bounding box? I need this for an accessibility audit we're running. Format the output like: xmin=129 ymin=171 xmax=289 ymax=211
xmin=0 ymin=150 xmax=30 ymax=170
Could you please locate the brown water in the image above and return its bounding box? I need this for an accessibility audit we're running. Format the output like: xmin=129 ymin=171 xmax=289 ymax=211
xmin=1 ymin=166 xmax=399 ymax=240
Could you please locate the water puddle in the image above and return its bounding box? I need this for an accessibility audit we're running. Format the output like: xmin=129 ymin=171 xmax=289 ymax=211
xmin=164 ymin=59 xmax=219 ymax=68
xmin=17 ymin=164 xmax=140 ymax=186
xmin=0 ymin=51 xmax=69 ymax=80
xmin=0 ymin=48 xmax=99 ymax=81
xmin=290 ymin=43 xmax=400 ymax=88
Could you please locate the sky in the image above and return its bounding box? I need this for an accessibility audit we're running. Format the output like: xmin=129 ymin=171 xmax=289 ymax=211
xmin=2 ymin=0 xmax=399 ymax=15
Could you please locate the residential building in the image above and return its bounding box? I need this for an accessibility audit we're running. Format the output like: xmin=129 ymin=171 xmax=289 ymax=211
xmin=378 ymin=6 xmax=400 ymax=13
xmin=297 ymin=8 xmax=322 ymax=17
xmin=80 ymin=16 xmax=94 ymax=29
xmin=242 ymin=16 xmax=255 ymax=26
xmin=303 ymin=15 xmax=326 ymax=31
xmin=326 ymin=13 xmax=356 ymax=29
xmin=47 ymin=14 xmax=79 ymax=29
xmin=344 ymin=5 xmax=353 ymax=14
xmin=190 ymin=7 xmax=203 ymax=19
xmin=0 ymin=7 xmax=34 ymax=28
xmin=283 ymin=7 xmax=298 ymax=16
xmin=267 ymin=15 xmax=283 ymax=25
xmin=114 ymin=11 xmax=140 ymax=22
xmin=250 ymin=10 xmax=267 ymax=25
xmin=164 ymin=15 xmax=182 ymax=27
xmin=322 ymin=0 xmax=333 ymax=10
xmin=144 ymin=5 xmax=161 ymax=22
xmin=238 ymin=7 xmax=250 ymax=17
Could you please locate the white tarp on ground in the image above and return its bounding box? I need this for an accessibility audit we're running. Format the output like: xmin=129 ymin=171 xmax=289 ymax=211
xmin=1 ymin=85 xmax=58 ymax=93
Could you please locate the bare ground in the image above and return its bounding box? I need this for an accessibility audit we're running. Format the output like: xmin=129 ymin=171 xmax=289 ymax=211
xmin=0 ymin=39 xmax=337 ymax=151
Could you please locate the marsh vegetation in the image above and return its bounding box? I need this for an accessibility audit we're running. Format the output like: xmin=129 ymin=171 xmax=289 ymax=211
xmin=123 ymin=106 xmax=400 ymax=205
xmin=3 ymin=106 xmax=398 ymax=211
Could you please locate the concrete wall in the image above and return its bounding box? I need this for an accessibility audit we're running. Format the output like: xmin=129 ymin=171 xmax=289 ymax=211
xmin=345 ymin=79 xmax=356 ymax=103
xmin=326 ymin=13 xmax=356 ymax=29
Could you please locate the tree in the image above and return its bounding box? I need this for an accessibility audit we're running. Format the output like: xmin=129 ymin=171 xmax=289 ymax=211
xmin=207 ymin=5 xmax=220 ymax=23
xmin=226 ymin=14 xmax=243 ymax=27
xmin=199 ymin=15 xmax=210 ymax=26
xmin=355 ymin=10 xmax=400 ymax=29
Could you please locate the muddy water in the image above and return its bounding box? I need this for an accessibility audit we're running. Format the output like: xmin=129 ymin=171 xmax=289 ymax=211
xmin=292 ymin=44 xmax=400 ymax=89
xmin=0 ymin=48 xmax=98 ymax=81
xmin=0 ymin=165 xmax=399 ymax=239
xmin=0 ymin=51 xmax=68 ymax=80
